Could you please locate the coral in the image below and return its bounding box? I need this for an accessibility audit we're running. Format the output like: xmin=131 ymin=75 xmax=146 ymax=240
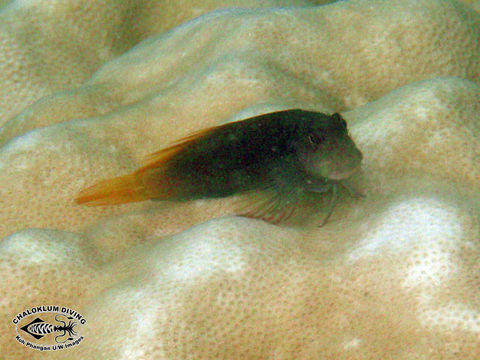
xmin=1 ymin=0 xmax=479 ymax=359
xmin=0 ymin=0 xmax=316 ymax=126
xmin=461 ymin=0 xmax=480 ymax=12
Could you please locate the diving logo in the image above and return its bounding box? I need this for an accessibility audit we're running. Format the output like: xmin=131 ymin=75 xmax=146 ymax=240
xmin=13 ymin=305 xmax=86 ymax=351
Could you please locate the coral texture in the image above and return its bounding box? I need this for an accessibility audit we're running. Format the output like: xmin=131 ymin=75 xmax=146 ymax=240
xmin=1 ymin=0 xmax=479 ymax=359
xmin=0 ymin=0 xmax=316 ymax=126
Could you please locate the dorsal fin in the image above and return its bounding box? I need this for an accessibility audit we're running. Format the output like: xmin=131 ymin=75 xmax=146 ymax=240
xmin=140 ymin=126 xmax=222 ymax=170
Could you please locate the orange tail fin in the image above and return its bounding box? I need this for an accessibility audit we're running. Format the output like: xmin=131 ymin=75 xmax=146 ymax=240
xmin=76 ymin=126 xmax=218 ymax=206
xmin=75 ymin=172 xmax=155 ymax=206
xmin=75 ymin=167 xmax=180 ymax=206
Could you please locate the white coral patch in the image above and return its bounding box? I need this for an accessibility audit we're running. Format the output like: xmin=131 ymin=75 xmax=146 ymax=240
xmin=163 ymin=224 xmax=247 ymax=283
xmin=349 ymin=197 xmax=461 ymax=287
xmin=117 ymin=290 xmax=166 ymax=359
xmin=343 ymin=337 xmax=362 ymax=349
xmin=1 ymin=230 xmax=69 ymax=266
xmin=422 ymin=302 xmax=480 ymax=333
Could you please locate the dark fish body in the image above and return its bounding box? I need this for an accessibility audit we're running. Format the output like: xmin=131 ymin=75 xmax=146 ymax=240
xmin=75 ymin=109 xmax=363 ymax=224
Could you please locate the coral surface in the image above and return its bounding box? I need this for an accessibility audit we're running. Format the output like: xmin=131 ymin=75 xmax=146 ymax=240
xmin=0 ymin=0 xmax=479 ymax=359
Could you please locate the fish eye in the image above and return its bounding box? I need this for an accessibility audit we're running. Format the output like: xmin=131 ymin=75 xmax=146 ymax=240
xmin=308 ymin=133 xmax=324 ymax=145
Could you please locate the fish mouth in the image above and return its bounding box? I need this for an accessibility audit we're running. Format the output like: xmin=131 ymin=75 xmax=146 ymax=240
xmin=326 ymin=165 xmax=361 ymax=180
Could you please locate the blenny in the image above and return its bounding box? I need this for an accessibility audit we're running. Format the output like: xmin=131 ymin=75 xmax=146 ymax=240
xmin=75 ymin=109 xmax=363 ymax=225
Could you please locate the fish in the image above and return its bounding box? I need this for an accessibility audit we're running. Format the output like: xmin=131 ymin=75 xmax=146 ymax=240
xmin=75 ymin=109 xmax=363 ymax=225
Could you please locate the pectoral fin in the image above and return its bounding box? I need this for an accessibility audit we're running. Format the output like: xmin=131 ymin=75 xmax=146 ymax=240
xmin=237 ymin=191 xmax=299 ymax=224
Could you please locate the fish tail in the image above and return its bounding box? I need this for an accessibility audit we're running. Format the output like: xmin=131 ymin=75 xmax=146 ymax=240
xmin=75 ymin=127 xmax=206 ymax=207
xmin=75 ymin=172 xmax=148 ymax=206
xmin=75 ymin=168 xmax=175 ymax=206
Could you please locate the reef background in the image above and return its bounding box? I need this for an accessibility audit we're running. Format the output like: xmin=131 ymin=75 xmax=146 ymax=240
xmin=0 ymin=0 xmax=479 ymax=359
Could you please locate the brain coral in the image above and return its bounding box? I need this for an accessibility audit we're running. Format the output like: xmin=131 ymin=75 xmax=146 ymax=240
xmin=0 ymin=0 xmax=479 ymax=359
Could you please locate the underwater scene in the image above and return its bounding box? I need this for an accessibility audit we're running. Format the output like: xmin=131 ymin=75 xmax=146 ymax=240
xmin=0 ymin=0 xmax=479 ymax=358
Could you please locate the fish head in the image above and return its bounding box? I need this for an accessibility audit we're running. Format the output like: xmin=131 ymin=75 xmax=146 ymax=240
xmin=296 ymin=113 xmax=363 ymax=180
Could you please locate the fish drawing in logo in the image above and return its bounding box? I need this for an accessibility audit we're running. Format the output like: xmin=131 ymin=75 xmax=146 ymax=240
xmin=20 ymin=315 xmax=77 ymax=343
xmin=76 ymin=109 xmax=363 ymax=225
